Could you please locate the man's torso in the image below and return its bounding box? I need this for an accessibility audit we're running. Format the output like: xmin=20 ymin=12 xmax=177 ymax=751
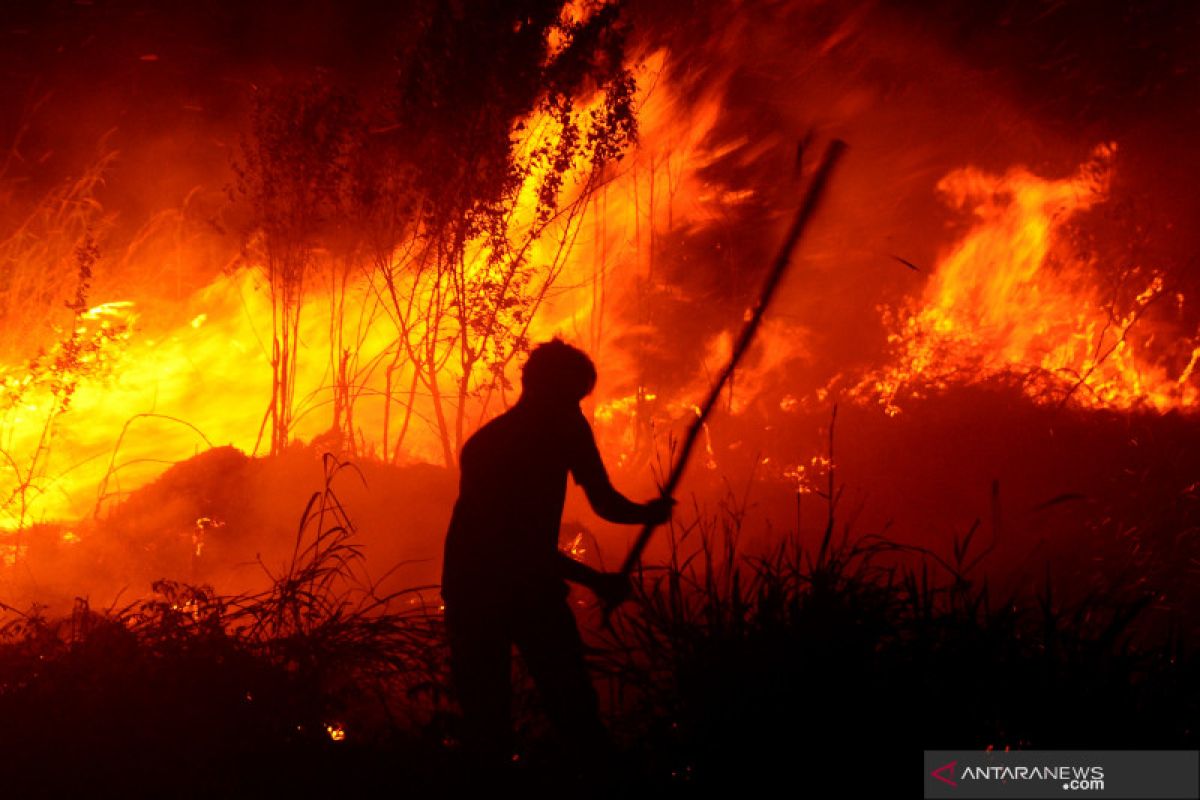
xmin=441 ymin=402 xmax=589 ymax=601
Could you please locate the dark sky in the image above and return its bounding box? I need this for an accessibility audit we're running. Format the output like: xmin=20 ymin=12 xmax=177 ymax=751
xmin=4 ymin=0 xmax=1195 ymax=194
xmin=0 ymin=1 xmax=423 ymax=230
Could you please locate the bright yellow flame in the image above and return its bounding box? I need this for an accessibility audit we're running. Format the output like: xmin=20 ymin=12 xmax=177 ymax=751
xmin=0 ymin=54 xmax=684 ymax=530
xmin=0 ymin=44 xmax=805 ymax=540
xmin=563 ymin=531 xmax=587 ymax=560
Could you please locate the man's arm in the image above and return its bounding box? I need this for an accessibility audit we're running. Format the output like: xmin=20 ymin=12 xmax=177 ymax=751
xmin=568 ymin=410 xmax=656 ymax=524
xmin=555 ymin=551 xmax=632 ymax=606
xmin=555 ymin=551 xmax=602 ymax=586
xmin=559 ymin=410 xmax=673 ymax=608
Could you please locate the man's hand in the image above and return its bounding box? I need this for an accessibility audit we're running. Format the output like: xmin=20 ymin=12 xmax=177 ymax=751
xmin=592 ymin=571 xmax=633 ymax=609
xmin=642 ymin=495 xmax=677 ymax=526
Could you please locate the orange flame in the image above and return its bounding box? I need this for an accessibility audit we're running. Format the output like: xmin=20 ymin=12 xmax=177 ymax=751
xmin=857 ymin=143 xmax=1199 ymax=414
xmin=0 ymin=51 xmax=707 ymax=531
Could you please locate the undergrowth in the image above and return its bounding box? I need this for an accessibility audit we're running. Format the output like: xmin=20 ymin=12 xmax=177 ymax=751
xmin=0 ymin=451 xmax=1194 ymax=796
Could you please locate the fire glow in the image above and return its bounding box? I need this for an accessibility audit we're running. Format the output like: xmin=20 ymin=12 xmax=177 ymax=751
xmin=858 ymin=143 xmax=1199 ymax=415
xmin=2 ymin=138 xmax=1196 ymax=536
xmin=0 ymin=7 xmax=1195 ymax=565
xmin=0 ymin=4 xmax=1197 ymax=793
xmin=0 ymin=45 xmax=742 ymax=533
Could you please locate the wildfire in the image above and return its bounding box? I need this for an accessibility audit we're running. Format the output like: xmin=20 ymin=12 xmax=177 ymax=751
xmin=0 ymin=60 xmax=663 ymax=529
xmin=856 ymin=143 xmax=1199 ymax=415
xmin=0 ymin=26 xmax=1193 ymax=561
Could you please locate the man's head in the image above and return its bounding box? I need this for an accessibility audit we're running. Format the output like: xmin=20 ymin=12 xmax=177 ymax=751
xmin=521 ymin=339 xmax=597 ymax=405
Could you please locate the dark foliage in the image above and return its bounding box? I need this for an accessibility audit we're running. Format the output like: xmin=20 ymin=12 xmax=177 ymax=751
xmin=0 ymin=454 xmax=1194 ymax=796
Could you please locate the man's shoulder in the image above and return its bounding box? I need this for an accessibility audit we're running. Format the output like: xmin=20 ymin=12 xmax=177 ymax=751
xmin=484 ymin=402 xmax=587 ymax=430
xmin=461 ymin=405 xmax=535 ymax=455
xmin=465 ymin=406 xmax=520 ymax=442
xmin=541 ymin=403 xmax=593 ymax=444
xmin=566 ymin=404 xmax=595 ymax=436
xmin=462 ymin=403 xmax=590 ymax=458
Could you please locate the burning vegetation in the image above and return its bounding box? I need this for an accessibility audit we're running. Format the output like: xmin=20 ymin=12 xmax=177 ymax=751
xmin=0 ymin=0 xmax=1198 ymax=793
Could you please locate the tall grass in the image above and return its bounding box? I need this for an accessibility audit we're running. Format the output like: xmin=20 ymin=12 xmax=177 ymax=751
xmin=0 ymin=449 xmax=1194 ymax=794
xmin=590 ymin=477 xmax=1197 ymax=791
xmin=0 ymin=453 xmax=449 ymax=795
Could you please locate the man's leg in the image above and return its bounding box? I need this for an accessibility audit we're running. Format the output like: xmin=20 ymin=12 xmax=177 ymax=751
xmin=512 ymin=596 xmax=612 ymax=759
xmin=444 ymin=598 xmax=513 ymax=767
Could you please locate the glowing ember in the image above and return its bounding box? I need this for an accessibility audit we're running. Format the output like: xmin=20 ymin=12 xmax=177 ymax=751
xmin=782 ymin=454 xmax=830 ymax=496
xmin=563 ymin=531 xmax=588 ymax=560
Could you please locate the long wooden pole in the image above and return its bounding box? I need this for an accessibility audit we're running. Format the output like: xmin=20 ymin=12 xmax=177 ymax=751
xmin=615 ymin=138 xmax=846 ymax=583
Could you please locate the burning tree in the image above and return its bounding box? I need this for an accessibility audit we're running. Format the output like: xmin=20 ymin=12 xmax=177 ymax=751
xmin=234 ymin=81 xmax=360 ymax=456
xmin=233 ymin=2 xmax=635 ymax=466
xmin=360 ymin=1 xmax=636 ymax=466
xmin=0 ymin=237 xmax=130 ymax=537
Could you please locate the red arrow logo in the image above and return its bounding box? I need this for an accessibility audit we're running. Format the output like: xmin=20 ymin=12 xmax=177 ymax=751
xmin=931 ymin=760 xmax=958 ymax=787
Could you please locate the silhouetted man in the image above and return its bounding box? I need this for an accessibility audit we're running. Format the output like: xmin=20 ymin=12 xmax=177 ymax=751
xmin=441 ymin=338 xmax=673 ymax=773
